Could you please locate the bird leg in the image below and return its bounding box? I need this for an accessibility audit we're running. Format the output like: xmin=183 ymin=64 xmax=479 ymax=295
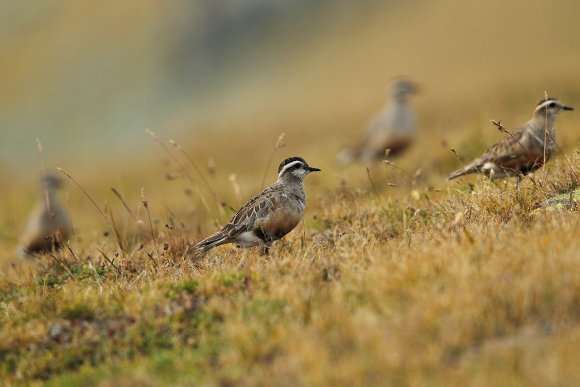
xmin=261 ymin=243 xmax=272 ymax=257
xmin=515 ymin=175 xmax=523 ymax=202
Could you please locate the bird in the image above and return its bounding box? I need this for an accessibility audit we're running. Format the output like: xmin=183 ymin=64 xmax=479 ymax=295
xmin=338 ymin=78 xmax=419 ymax=165
xmin=194 ymin=157 xmax=320 ymax=256
xmin=17 ymin=172 xmax=72 ymax=258
xmin=448 ymin=97 xmax=574 ymax=180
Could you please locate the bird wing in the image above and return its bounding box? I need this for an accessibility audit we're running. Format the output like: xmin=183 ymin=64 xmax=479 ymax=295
xmin=195 ymin=186 xmax=285 ymax=249
xmin=448 ymin=128 xmax=530 ymax=179
xmin=222 ymin=186 xmax=285 ymax=238
xmin=480 ymin=128 xmax=546 ymax=172
xmin=483 ymin=129 xmax=524 ymax=159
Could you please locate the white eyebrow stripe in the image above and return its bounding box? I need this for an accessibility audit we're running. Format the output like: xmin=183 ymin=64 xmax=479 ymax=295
xmin=279 ymin=161 xmax=304 ymax=176
xmin=535 ymin=100 xmax=559 ymax=110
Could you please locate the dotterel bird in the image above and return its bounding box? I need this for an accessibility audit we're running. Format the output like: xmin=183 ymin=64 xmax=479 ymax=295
xmin=338 ymin=78 xmax=419 ymax=164
xmin=18 ymin=172 xmax=72 ymax=258
xmin=194 ymin=157 xmax=320 ymax=256
xmin=448 ymin=97 xmax=574 ymax=180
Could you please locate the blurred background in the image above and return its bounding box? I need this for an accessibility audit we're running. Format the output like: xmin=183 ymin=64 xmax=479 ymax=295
xmin=1 ymin=0 xmax=580 ymax=252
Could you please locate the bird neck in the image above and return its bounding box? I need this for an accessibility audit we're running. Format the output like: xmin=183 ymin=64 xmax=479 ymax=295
xmin=276 ymin=173 xmax=304 ymax=185
xmin=275 ymin=176 xmax=306 ymax=199
xmin=392 ymin=95 xmax=409 ymax=105
xmin=529 ymin=113 xmax=558 ymax=136
xmin=40 ymin=189 xmax=59 ymax=208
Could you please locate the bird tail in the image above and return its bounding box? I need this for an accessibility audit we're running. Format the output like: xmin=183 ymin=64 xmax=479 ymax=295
xmin=447 ymin=160 xmax=482 ymax=180
xmin=193 ymin=231 xmax=228 ymax=257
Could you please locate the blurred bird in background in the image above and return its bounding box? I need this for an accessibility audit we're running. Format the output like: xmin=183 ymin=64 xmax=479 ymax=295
xmin=18 ymin=172 xmax=72 ymax=258
xmin=338 ymin=78 xmax=419 ymax=165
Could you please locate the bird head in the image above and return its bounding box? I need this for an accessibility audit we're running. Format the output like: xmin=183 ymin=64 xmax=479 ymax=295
xmin=391 ymin=78 xmax=419 ymax=101
xmin=533 ymin=97 xmax=574 ymax=119
xmin=40 ymin=172 xmax=64 ymax=192
xmin=277 ymin=157 xmax=321 ymax=181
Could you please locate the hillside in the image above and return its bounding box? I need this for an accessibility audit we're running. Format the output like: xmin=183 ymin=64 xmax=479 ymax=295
xmin=1 ymin=0 xmax=580 ymax=385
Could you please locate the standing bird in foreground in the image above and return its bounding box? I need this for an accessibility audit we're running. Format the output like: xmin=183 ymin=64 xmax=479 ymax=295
xmin=448 ymin=97 xmax=574 ymax=180
xmin=194 ymin=157 xmax=320 ymax=256
xmin=338 ymin=78 xmax=419 ymax=165
xmin=18 ymin=172 xmax=72 ymax=258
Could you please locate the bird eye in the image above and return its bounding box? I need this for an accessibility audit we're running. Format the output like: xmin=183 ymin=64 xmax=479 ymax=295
xmin=293 ymin=164 xmax=302 ymax=169
xmin=548 ymin=102 xmax=556 ymax=108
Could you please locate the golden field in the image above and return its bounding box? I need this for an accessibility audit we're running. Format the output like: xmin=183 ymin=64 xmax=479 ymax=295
xmin=1 ymin=1 xmax=580 ymax=385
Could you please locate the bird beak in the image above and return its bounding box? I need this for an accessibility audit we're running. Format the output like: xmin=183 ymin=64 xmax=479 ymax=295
xmin=308 ymin=167 xmax=321 ymax=172
xmin=562 ymin=106 xmax=574 ymax=111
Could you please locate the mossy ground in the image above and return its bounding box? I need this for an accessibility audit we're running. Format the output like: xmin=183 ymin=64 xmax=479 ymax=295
xmin=2 ymin=1 xmax=580 ymax=385
xmin=1 ymin=148 xmax=579 ymax=385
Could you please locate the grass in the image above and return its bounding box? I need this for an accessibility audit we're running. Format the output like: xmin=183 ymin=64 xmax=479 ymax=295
xmin=0 ymin=142 xmax=579 ymax=385
xmin=2 ymin=1 xmax=580 ymax=385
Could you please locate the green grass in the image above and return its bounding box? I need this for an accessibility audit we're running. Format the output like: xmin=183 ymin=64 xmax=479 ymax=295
xmin=1 ymin=154 xmax=579 ymax=385
xmin=2 ymin=1 xmax=580 ymax=385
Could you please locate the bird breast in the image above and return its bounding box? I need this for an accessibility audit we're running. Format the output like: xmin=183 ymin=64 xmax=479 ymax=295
xmin=257 ymin=193 xmax=305 ymax=241
xmin=524 ymin=126 xmax=556 ymax=156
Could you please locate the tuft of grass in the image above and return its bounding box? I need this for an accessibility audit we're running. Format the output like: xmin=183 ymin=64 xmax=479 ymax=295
xmin=2 ymin=4 xmax=580 ymax=383
xmin=2 ymin=145 xmax=580 ymax=385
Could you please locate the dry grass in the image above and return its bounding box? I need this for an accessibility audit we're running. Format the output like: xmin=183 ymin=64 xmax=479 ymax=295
xmin=0 ymin=142 xmax=579 ymax=385
xmin=2 ymin=1 xmax=580 ymax=385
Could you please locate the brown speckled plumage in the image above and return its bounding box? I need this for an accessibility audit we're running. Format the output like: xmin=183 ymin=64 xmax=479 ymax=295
xmin=448 ymin=98 xmax=573 ymax=180
xmin=194 ymin=157 xmax=320 ymax=256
